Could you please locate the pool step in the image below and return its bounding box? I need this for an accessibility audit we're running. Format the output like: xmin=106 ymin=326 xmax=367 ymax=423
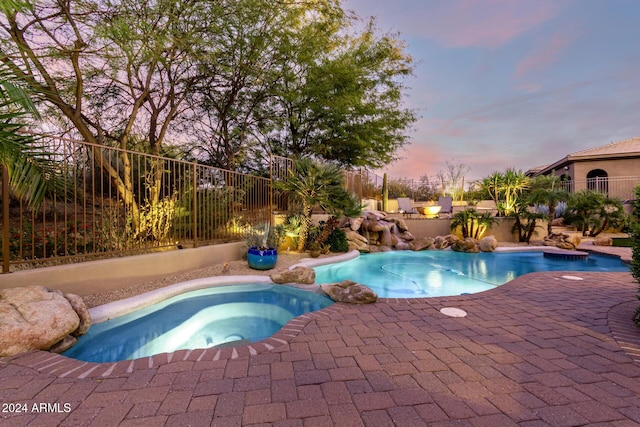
xmin=543 ymin=250 xmax=589 ymax=260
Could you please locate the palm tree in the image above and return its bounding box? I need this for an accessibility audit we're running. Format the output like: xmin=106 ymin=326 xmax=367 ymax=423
xmin=274 ymin=158 xmax=360 ymax=251
xmin=450 ymin=209 xmax=497 ymax=239
xmin=511 ymin=203 xmax=546 ymax=243
xmin=528 ymin=175 xmax=569 ymax=235
xmin=0 ymin=64 xmax=50 ymax=208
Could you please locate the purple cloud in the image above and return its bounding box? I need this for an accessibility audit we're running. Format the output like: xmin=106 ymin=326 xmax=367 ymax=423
xmin=515 ymin=29 xmax=578 ymax=79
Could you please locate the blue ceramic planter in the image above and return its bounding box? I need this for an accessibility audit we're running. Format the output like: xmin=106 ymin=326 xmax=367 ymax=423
xmin=247 ymin=246 xmax=278 ymax=270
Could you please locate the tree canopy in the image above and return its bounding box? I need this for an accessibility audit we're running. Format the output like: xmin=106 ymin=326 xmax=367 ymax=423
xmin=0 ymin=0 xmax=417 ymax=176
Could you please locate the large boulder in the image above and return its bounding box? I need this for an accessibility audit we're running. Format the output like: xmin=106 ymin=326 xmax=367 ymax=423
xmin=479 ymin=235 xmax=498 ymax=252
xmin=320 ymin=280 xmax=377 ymax=304
xmin=361 ymin=218 xmax=386 ymax=232
xmin=398 ymin=230 xmax=414 ymax=242
xmin=394 ymin=218 xmax=410 ymax=233
xmin=270 ymin=266 xmax=315 ymax=284
xmin=451 ymin=237 xmax=480 ymax=253
xmin=434 ymin=234 xmax=458 ymax=249
xmin=363 ymin=210 xmax=386 ymax=221
xmin=593 ymin=236 xmax=613 ymax=246
xmin=349 ymin=216 xmax=364 ymax=232
xmin=394 ymin=241 xmax=411 ymax=251
xmin=0 ymin=286 xmax=89 ymax=357
xmin=345 ymin=230 xmax=369 ymax=252
xmin=410 ymin=237 xmax=435 ymax=251
xmin=64 ymin=293 xmax=92 ymax=336
xmin=544 ymin=232 xmax=581 ymax=250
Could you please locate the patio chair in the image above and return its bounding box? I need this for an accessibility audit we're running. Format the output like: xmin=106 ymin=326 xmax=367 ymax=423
xmin=438 ymin=196 xmax=453 ymax=216
xmin=397 ymin=197 xmax=419 ymax=218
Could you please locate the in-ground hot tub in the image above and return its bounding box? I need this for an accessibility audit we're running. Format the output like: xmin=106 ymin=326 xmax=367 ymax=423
xmin=63 ymin=282 xmax=333 ymax=363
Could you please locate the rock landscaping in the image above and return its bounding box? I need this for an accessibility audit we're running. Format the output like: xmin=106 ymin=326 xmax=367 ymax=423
xmin=0 ymin=286 xmax=91 ymax=357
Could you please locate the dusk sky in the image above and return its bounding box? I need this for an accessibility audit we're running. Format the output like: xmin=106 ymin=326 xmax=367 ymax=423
xmin=344 ymin=0 xmax=640 ymax=182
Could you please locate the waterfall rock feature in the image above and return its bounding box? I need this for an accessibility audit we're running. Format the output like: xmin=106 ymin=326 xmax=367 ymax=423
xmin=340 ymin=211 xmax=499 ymax=253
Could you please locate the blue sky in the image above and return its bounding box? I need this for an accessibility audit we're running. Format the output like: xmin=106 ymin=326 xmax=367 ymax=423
xmin=344 ymin=0 xmax=640 ymax=182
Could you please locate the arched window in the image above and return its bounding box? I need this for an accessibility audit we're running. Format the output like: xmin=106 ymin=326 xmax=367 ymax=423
xmin=586 ymin=169 xmax=608 ymax=194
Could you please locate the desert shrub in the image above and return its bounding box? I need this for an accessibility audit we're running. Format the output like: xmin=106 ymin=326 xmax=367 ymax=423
xmin=326 ymin=228 xmax=349 ymax=252
xmin=244 ymin=223 xmax=284 ymax=250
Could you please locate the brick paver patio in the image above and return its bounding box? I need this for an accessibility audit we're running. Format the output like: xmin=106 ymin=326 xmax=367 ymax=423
xmin=2 ymin=247 xmax=640 ymax=426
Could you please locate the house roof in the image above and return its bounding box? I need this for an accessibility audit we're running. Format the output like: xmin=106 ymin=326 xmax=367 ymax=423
xmin=532 ymin=136 xmax=640 ymax=176
xmin=569 ymin=136 xmax=640 ymax=159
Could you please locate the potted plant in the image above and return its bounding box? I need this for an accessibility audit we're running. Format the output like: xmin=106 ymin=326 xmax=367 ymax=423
xmin=308 ymin=242 xmax=322 ymax=258
xmin=246 ymin=223 xmax=282 ymax=270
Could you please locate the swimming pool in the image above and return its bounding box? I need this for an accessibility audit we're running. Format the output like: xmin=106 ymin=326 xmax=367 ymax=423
xmin=313 ymin=250 xmax=629 ymax=298
xmin=63 ymin=284 xmax=333 ymax=363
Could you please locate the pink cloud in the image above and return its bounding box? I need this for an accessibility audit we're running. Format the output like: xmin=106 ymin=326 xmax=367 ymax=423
xmin=375 ymin=0 xmax=570 ymax=49
xmin=430 ymin=118 xmax=468 ymax=137
xmin=377 ymin=144 xmax=444 ymax=179
xmin=515 ymin=30 xmax=577 ymax=79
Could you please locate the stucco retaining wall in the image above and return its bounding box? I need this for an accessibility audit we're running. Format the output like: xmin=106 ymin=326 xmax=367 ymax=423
xmin=403 ymin=217 xmax=549 ymax=242
xmin=0 ymin=242 xmax=245 ymax=296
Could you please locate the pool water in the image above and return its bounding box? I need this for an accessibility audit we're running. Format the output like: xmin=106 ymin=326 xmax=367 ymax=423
xmin=313 ymin=250 xmax=629 ymax=298
xmin=63 ymin=284 xmax=333 ymax=363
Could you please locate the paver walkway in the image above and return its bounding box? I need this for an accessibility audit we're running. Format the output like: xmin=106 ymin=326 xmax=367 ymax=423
xmin=2 ymin=252 xmax=640 ymax=426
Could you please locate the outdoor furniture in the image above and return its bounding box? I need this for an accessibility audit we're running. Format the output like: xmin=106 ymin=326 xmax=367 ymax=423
xmin=397 ymin=197 xmax=419 ymax=218
xmin=438 ymin=196 xmax=453 ymax=216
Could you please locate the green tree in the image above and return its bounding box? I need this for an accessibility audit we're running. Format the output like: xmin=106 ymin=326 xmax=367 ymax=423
xmin=273 ymin=158 xmax=359 ymax=251
xmin=266 ymin=18 xmax=417 ymax=169
xmin=182 ymin=0 xmax=310 ymax=172
xmin=511 ymin=203 xmax=545 ymax=243
xmin=528 ymin=175 xmax=570 ymax=235
xmin=565 ymin=190 xmax=625 ymax=237
xmin=386 ymin=178 xmax=415 ymax=199
xmin=0 ymin=0 xmax=216 ymax=223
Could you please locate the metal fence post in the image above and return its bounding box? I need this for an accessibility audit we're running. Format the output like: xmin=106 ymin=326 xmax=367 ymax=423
xmin=2 ymin=165 xmax=10 ymax=273
xmin=192 ymin=162 xmax=198 ymax=248
xmin=269 ymin=155 xmax=273 ymax=227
